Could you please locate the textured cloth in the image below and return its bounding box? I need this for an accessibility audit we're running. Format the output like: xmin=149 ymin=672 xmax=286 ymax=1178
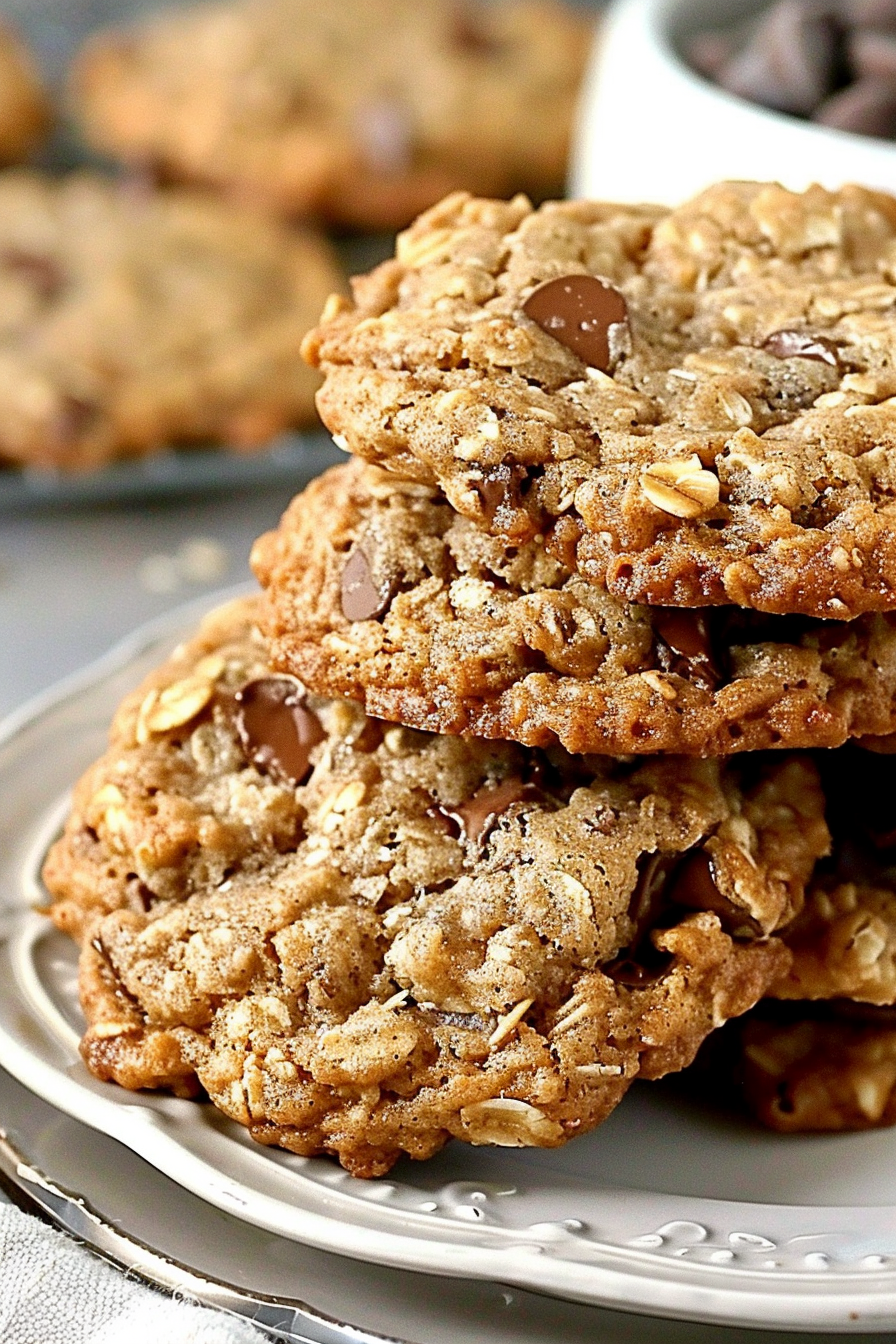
xmin=0 ymin=1202 xmax=267 ymax=1343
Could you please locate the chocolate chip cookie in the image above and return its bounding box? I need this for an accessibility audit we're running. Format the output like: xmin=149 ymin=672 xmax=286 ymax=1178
xmin=44 ymin=596 xmax=825 ymax=1174
xmin=251 ymin=461 xmax=896 ymax=756
xmin=303 ymin=183 xmax=896 ymax=619
xmin=718 ymin=1001 xmax=896 ymax=1133
xmin=696 ymin=745 xmax=896 ymax=1134
xmin=0 ymin=171 xmax=341 ymax=471
xmin=768 ymin=745 xmax=896 ymax=1004
xmin=71 ymin=0 xmax=591 ymax=230
xmin=0 ymin=23 xmax=50 ymax=164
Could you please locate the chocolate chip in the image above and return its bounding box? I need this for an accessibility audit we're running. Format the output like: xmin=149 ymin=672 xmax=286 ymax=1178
xmin=605 ymin=846 xmax=730 ymax=987
xmin=439 ymin=778 xmax=545 ymax=849
xmin=687 ymin=30 xmax=736 ymax=78
xmin=653 ymin=610 xmax=723 ymax=692
xmin=235 ymin=677 xmax=325 ymax=786
xmin=668 ymin=849 xmax=762 ymax=937
xmin=762 ymin=329 xmax=840 ymax=366
xmin=815 ymin=76 xmax=896 ymax=136
xmin=849 ymin=28 xmax=896 ymax=79
xmin=845 ymin=0 xmax=896 ymax=25
xmin=341 ymin=544 xmax=393 ymax=622
xmin=1 ymin=248 xmax=65 ymax=300
xmin=522 ymin=274 xmax=631 ymax=374
xmin=474 ymin=460 xmax=528 ymax=523
xmin=603 ymin=955 xmax=673 ymax=988
xmin=627 ymin=851 xmax=682 ymax=945
xmin=718 ymin=2 xmax=840 ymax=117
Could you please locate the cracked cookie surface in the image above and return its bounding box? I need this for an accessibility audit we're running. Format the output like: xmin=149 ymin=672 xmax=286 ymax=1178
xmin=71 ymin=0 xmax=591 ymax=230
xmin=0 ymin=171 xmax=340 ymax=471
xmin=252 ymin=461 xmax=896 ymax=755
xmin=303 ymin=183 xmax=896 ymax=618
xmin=43 ymin=596 xmax=823 ymax=1174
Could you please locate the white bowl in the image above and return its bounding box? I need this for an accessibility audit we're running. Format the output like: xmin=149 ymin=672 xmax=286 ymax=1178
xmin=570 ymin=0 xmax=896 ymax=204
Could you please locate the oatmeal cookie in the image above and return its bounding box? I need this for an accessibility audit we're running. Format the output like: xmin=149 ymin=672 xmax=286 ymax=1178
xmin=770 ymin=746 xmax=896 ymax=1004
xmin=722 ymin=1002 xmax=896 ymax=1133
xmin=0 ymin=171 xmax=340 ymax=471
xmin=0 ymin=23 xmax=50 ymax=164
xmin=44 ymin=596 xmax=825 ymax=1174
xmin=775 ymin=879 xmax=896 ymax=1005
xmin=71 ymin=0 xmax=591 ymax=230
xmin=706 ymin=745 xmax=896 ymax=1135
xmin=251 ymin=461 xmax=896 ymax=756
xmin=303 ymin=183 xmax=896 ymax=618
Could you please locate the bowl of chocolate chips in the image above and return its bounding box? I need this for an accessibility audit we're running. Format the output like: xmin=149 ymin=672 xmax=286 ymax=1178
xmin=570 ymin=0 xmax=896 ymax=203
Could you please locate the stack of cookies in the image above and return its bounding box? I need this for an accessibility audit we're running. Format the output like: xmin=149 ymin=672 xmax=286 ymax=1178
xmin=43 ymin=179 xmax=896 ymax=1175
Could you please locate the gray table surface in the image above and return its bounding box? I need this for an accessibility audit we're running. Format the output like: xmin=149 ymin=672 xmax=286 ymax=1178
xmin=0 ymin=483 xmax=310 ymax=719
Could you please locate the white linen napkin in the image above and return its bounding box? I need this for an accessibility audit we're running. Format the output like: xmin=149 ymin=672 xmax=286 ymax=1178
xmin=0 ymin=1203 xmax=268 ymax=1344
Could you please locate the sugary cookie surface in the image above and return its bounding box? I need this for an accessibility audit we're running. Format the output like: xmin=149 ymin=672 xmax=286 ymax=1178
xmin=254 ymin=461 xmax=896 ymax=755
xmin=45 ymin=597 xmax=823 ymax=1174
xmin=305 ymin=183 xmax=896 ymax=618
xmin=72 ymin=0 xmax=591 ymax=229
xmin=0 ymin=171 xmax=340 ymax=470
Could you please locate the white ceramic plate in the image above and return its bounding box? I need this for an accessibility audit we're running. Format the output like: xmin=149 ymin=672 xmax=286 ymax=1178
xmin=2 ymin=595 xmax=896 ymax=1333
xmin=570 ymin=0 xmax=896 ymax=205
xmin=7 ymin=1068 xmax=870 ymax=1344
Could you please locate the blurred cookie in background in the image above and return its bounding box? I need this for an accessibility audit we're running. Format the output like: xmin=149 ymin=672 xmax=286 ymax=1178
xmin=0 ymin=170 xmax=342 ymax=472
xmin=0 ymin=21 xmax=50 ymax=164
xmin=70 ymin=0 xmax=593 ymax=229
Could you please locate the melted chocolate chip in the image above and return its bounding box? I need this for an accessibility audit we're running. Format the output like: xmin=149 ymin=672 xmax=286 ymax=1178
xmin=522 ymin=275 xmax=631 ymax=374
xmin=599 ymin=850 xmax=681 ymax=988
xmin=340 ymin=544 xmax=393 ymax=622
xmin=235 ymin=677 xmax=325 ymax=785
xmin=607 ymin=839 xmax=762 ymax=989
xmin=2 ymin=248 xmax=65 ymax=300
xmin=653 ymin=610 xmax=723 ymax=692
xmin=668 ymin=849 xmax=762 ymax=937
xmin=439 ymin=778 xmax=545 ymax=849
xmin=603 ymin=955 xmax=673 ymax=987
xmin=763 ymin=329 xmax=839 ymax=366
xmin=474 ymin=460 xmax=528 ymax=523
xmin=627 ymin=851 xmax=682 ymax=945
